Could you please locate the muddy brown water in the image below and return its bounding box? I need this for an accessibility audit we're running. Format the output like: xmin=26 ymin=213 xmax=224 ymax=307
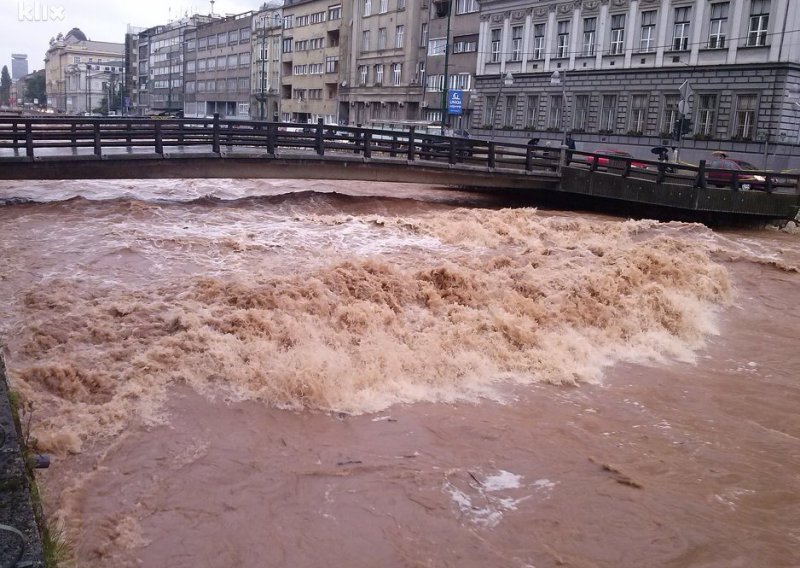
xmin=0 ymin=179 xmax=798 ymax=567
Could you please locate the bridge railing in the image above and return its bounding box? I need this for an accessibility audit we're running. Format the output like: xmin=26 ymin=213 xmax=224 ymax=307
xmin=568 ymin=149 xmax=800 ymax=195
xmin=0 ymin=115 xmax=562 ymax=174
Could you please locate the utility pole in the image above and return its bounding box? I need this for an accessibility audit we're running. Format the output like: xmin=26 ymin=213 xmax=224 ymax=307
xmin=676 ymin=80 xmax=692 ymax=163
xmin=438 ymin=0 xmax=453 ymax=133
xmin=260 ymin=15 xmax=267 ymax=120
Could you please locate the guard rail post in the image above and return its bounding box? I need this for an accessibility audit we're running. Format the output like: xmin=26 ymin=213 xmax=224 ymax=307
xmin=696 ymin=160 xmax=707 ymax=188
xmin=154 ymin=121 xmax=163 ymax=155
xmin=212 ymin=113 xmax=221 ymax=154
xmin=407 ymin=126 xmax=415 ymax=161
xmin=316 ymin=118 xmax=324 ymax=156
xmin=24 ymin=121 xmax=33 ymax=158
xmin=93 ymin=121 xmax=101 ymax=156
xmin=488 ymin=142 xmax=496 ymax=169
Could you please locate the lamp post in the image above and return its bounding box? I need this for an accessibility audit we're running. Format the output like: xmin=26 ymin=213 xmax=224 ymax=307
xmin=550 ymin=69 xmax=567 ymax=146
xmin=489 ymin=71 xmax=513 ymax=141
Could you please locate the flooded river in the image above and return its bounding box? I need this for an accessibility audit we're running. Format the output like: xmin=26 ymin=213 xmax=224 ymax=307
xmin=0 ymin=179 xmax=798 ymax=567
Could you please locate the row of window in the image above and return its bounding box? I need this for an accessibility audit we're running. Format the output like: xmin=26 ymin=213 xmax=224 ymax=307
xmin=486 ymin=92 xmax=761 ymax=140
xmin=190 ymin=28 xmax=252 ymax=51
xmin=361 ymin=25 xmax=406 ymax=51
xmin=295 ymin=38 xmax=326 ymax=51
xmin=185 ymin=78 xmax=251 ymax=93
xmin=357 ymin=63 xmax=404 ymax=86
xmin=363 ymin=0 xmax=406 ymax=17
xmin=292 ymin=63 xmax=325 ymax=76
xmin=489 ymin=0 xmax=770 ymax=63
xmin=188 ymin=53 xmax=252 ymax=73
xmin=283 ymin=5 xmax=341 ymax=29
xmin=425 ymin=73 xmax=473 ymax=92
xmin=292 ymin=88 xmax=326 ymax=100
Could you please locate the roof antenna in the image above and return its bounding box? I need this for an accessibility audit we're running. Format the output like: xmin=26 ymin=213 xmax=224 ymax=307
xmin=210 ymin=0 xmax=215 ymax=15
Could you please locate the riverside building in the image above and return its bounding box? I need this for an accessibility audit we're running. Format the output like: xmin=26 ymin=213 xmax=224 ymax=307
xmin=473 ymin=0 xmax=800 ymax=165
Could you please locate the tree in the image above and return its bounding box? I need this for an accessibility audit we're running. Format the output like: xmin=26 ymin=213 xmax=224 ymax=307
xmin=0 ymin=66 xmax=11 ymax=107
xmin=24 ymin=73 xmax=46 ymax=106
xmin=93 ymin=81 xmax=122 ymax=115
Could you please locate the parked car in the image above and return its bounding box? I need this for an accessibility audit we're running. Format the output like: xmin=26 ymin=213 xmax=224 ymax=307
xmin=586 ymin=149 xmax=648 ymax=169
xmin=707 ymin=158 xmax=772 ymax=190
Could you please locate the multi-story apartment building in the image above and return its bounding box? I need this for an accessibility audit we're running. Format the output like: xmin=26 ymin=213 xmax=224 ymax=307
xmin=44 ymin=28 xmax=124 ymax=113
xmin=419 ymin=0 xmax=481 ymax=130
xmin=252 ymin=7 xmax=285 ymax=121
xmin=474 ymin=0 xmax=800 ymax=153
xmin=12 ymin=54 xmax=29 ymax=81
xmin=340 ymin=0 xmax=427 ymax=125
xmin=281 ymin=0 xmax=343 ymax=123
xmin=183 ymin=12 xmax=255 ymax=119
xmin=128 ymin=15 xmax=214 ymax=116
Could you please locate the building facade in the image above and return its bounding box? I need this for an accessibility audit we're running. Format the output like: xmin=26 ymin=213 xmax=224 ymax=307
xmin=183 ymin=12 xmax=255 ymax=119
xmin=473 ymin=0 xmax=800 ymax=149
xmin=63 ymin=59 xmax=124 ymax=114
xmin=252 ymin=7 xmax=285 ymax=121
xmin=419 ymin=0 xmax=481 ymax=129
xmin=128 ymin=15 xmax=214 ymax=116
xmin=280 ymin=0 xmax=343 ymax=123
xmin=44 ymin=28 xmax=124 ymax=113
xmin=11 ymin=54 xmax=29 ymax=81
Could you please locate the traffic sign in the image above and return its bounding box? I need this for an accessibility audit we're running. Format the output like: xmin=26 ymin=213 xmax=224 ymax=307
xmin=447 ymin=89 xmax=463 ymax=115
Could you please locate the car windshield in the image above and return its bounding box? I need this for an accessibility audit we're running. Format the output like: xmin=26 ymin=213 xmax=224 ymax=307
xmin=735 ymin=161 xmax=758 ymax=171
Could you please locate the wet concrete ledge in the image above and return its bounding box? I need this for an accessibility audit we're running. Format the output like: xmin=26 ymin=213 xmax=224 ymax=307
xmin=0 ymin=355 xmax=45 ymax=567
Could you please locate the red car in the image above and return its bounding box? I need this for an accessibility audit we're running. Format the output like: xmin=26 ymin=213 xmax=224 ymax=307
xmin=707 ymin=159 xmax=771 ymax=191
xmin=586 ymin=149 xmax=648 ymax=170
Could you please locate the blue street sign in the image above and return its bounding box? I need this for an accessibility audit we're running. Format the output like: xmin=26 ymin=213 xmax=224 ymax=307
xmin=447 ymin=89 xmax=463 ymax=115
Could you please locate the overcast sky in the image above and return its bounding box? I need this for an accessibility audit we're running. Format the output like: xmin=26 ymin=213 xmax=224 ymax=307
xmin=1 ymin=0 xmax=256 ymax=75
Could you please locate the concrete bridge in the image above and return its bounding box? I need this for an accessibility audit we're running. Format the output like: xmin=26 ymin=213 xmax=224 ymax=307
xmin=1 ymin=115 xmax=798 ymax=223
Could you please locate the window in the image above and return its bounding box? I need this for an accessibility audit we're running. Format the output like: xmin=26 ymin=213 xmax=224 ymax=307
xmin=328 ymin=5 xmax=341 ymax=20
xmin=629 ymin=94 xmax=648 ymax=133
xmin=448 ymin=73 xmax=472 ymax=91
xmin=427 ymin=74 xmax=445 ymax=91
xmin=374 ymin=64 xmax=384 ymax=84
xmin=504 ymin=96 xmax=517 ymax=127
xmin=364 ymin=0 xmax=371 ymax=16
xmin=217 ymin=56 xmax=227 ymax=70
xmin=661 ymin=94 xmax=679 ymax=134
xmin=227 ymin=55 xmax=237 ymax=68
xmin=395 ymin=25 xmax=405 ymax=48
xmin=610 ymin=14 xmax=626 ymax=55
xmin=747 ymin=0 xmax=769 ymax=47
xmin=640 ymin=10 xmax=656 ymax=52
xmin=583 ymin=18 xmax=596 ymax=56
xmin=397 ymin=0 xmax=405 ymax=9
xmin=733 ymin=94 xmax=757 ymax=139
xmin=456 ymin=0 xmax=478 ymax=14
xmin=532 ymin=24 xmax=546 ymax=60
xmin=574 ymin=95 xmax=589 ymax=131
xmin=421 ymin=24 xmax=428 ymax=47
xmin=378 ymin=27 xmax=387 ymax=49
xmin=392 ymin=63 xmax=402 ymax=85
xmin=186 ymin=39 xmax=196 ymax=51
xmin=490 ymin=29 xmax=501 ymax=63
xmin=283 ymin=15 xmax=293 ymax=28
xmin=228 ymin=30 xmax=239 ymax=45
xmin=325 ymin=56 xmax=339 ymax=73
xmin=672 ymin=7 xmax=690 ymax=51
xmin=525 ymin=95 xmax=539 ymax=128
xmin=511 ymin=26 xmax=523 ymax=61
xmin=185 ymin=81 xmax=195 ymax=93
xmin=238 ymin=103 xmax=250 ymax=116
xmin=240 ymin=52 xmax=250 ymax=67
xmin=416 ymin=62 xmax=425 ymax=84
xmin=549 ymin=95 xmax=563 ymax=129
xmin=429 ymin=37 xmax=447 ymax=56
xmin=362 ymin=30 xmax=371 ymax=51
xmin=207 ymin=58 xmax=216 ymax=70
xmin=453 ymin=36 xmax=477 ymax=53
xmin=186 ymin=60 xmax=196 ymax=73
xmin=282 ymin=37 xmax=293 ymax=53
xmin=485 ymin=95 xmax=496 ymax=125
xmin=557 ymin=20 xmax=570 ymax=58
xmin=240 ymin=28 xmax=250 ymax=42
xmin=197 ymin=58 xmax=207 ymax=71
xmin=696 ymin=94 xmax=717 ymax=135
xmin=198 ymin=37 xmax=207 ymax=50
xmin=600 ymin=95 xmax=617 ymax=131
xmin=238 ymin=78 xmax=250 ymax=92
xmin=380 ymin=0 xmax=388 ymax=12
xmin=217 ymin=33 xmax=227 ymax=47
xmin=359 ymin=65 xmax=368 ymax=86
xmin=708 ymin=3 xmax=729 ymax=48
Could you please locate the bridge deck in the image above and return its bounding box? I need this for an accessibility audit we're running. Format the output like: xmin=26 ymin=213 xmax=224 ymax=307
xmin=1 ymin=116 xmax=798 ymax=222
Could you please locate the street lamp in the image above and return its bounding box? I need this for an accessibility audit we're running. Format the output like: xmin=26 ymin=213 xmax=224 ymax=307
xmin=550 ymin=69 xmax=567 ymax=145
xmin=489 ymin=71 xmax=513 ymax=140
